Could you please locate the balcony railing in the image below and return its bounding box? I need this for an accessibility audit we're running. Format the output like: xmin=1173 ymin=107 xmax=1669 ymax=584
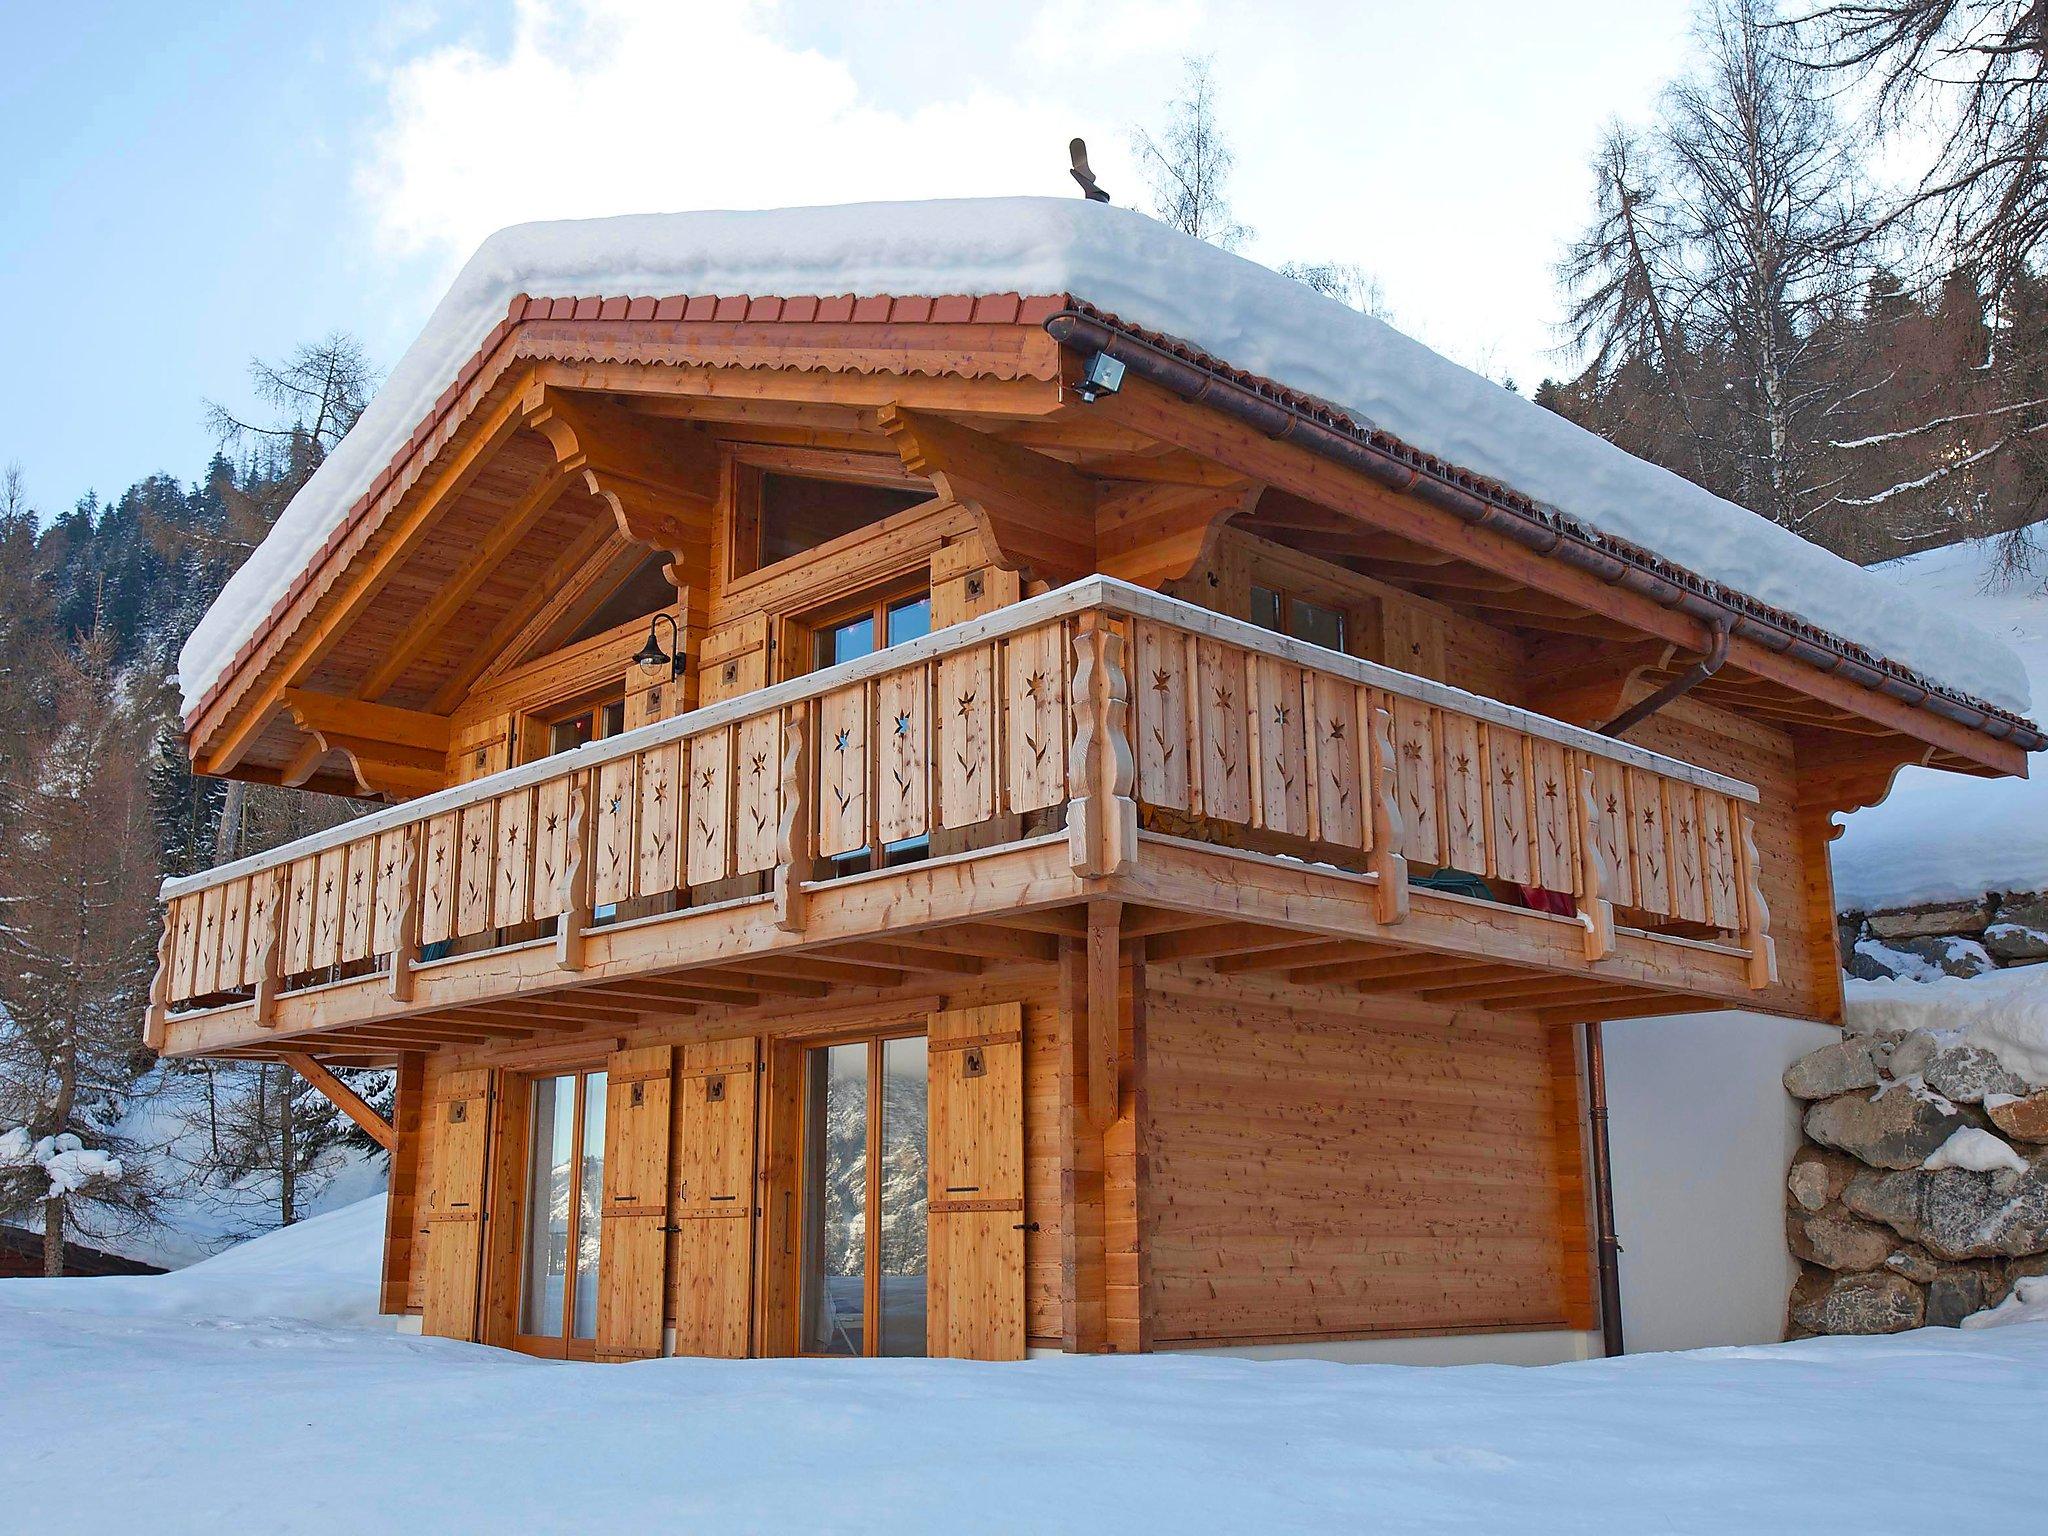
xmin=147 ymin=577 xmax=1772 ymax=1044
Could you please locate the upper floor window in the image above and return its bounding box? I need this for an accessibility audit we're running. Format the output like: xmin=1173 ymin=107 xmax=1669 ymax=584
xmin=734 ymin=468 xmax=930 ymax=578
xmin=542 ymin=692 xmax=627 ymax=758
xmin=1251 ymin=584 xmax=1347 ymax=655
xmin=814 ymin=591 xmax=932 ymax=671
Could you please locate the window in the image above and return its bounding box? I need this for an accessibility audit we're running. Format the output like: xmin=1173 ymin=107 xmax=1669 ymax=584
xmin=813 ymin=592 xmax=932 ymax=671
xmin=735 ymin=469 xmax=930 ymax=577
xmin=562 ymin=551 xmax=676 ymax=649
xmin=539 ymin=693 xmax=627 ymax=759
xmin=517 ymin=1068 xmax=607 ymax=1357
xmin=1251 ymin=584 xmax=1347 ymax=654
xmin=799 ymin=1033 xmax=928 ymax=1357
xmin=808 ymin=588 xmax=933 ymax=872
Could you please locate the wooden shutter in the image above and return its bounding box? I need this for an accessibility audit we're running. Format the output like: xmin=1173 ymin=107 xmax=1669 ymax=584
xmin=595 ymin=1044 xmax=674 ymax=1362
xmin=699 ymin=614 xmax=770 ymax=705
xmin=420 ymin=1068 xmax=493 ymax=1340
xmin=672 ymin=1038 xmax=759 ymax=1357
xmin=927 ymin=1003 xmax=1026 ymax=1361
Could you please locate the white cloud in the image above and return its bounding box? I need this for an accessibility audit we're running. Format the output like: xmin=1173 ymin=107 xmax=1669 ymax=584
xmin=352 ymin=0 xmax=1700 ymax=390
xmin=357 ymin=0 xmax=1116 ymax=266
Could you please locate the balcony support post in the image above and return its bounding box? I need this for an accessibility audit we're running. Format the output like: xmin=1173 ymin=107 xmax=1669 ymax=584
xmin=774 ymin=704 xmax=818 ymax=934
xmin=556 ymin=773 xmax=594 ymax=972
xmin=1084 ymin=900 xmax=1123 ymax=1134
xmin=1364 ymin=697 xmax=1409 ymax=925
xmin=1068 ymin=610 xmax=1136 ymax=880
xmin=1572 ymin=763 xmax=1616 ymax=962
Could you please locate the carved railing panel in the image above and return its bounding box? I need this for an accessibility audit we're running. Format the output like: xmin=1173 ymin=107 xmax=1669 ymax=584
xmin=153 ymin=578 xmax=1769 ymax=1018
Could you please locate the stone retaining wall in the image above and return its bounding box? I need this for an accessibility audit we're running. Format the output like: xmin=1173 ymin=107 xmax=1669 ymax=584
xmin=1783 ymin=1030 xmax=2048 ymax=1335
xmin=1840 ymin=890 xmax=2048 ymax=981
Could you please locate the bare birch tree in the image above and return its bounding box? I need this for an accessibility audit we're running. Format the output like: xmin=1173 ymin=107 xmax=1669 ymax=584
xmin=1133 ymin=56 xmax=1254 ymax=250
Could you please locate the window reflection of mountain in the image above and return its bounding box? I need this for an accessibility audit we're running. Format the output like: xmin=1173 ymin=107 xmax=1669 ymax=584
xmin=822 ymin=1066 xmax=928 ymax=1278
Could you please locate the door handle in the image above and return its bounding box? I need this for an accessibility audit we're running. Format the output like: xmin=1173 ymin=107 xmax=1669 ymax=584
xmin=1012 ymin=1222 xmax=1040 ymax=1232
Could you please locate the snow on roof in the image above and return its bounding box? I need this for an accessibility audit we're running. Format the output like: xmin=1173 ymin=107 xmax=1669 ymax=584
xmin=1833 ymin=536 xmax=2048 ymax=910
xmin=177 ymin=197 xmax=2034 ymax=719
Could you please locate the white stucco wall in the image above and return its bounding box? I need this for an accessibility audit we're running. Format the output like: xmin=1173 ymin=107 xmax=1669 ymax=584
xmin=1601 ymin=1010 xmax=1838 ymax=1354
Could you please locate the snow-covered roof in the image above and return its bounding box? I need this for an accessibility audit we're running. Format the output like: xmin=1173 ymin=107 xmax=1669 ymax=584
xmin=178 ymin=196 xmax=2034 ymax=720
xmin=1833 ymin=537 xmax=2048 ymax=910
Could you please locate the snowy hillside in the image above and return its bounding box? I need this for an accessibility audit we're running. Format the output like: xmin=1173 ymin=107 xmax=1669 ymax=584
xmin=4 ymin=1195 xmax=2048 ymax=1532
xmin=1833 ymin=536 xmax=2048 ymax=911
xmin=95 ymin=1067 xmax=387 ymax=1270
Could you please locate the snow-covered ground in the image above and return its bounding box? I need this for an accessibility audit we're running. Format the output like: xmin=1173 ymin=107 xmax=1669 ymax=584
xmin=5 ymin=1197 xmax=2047 ymax=1533
xmin=1833 ymin=536 xmax=2048 ymax=911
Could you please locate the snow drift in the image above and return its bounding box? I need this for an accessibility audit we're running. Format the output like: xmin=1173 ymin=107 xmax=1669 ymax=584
xmin=178 ymin=198 xmax=2030 ymax=719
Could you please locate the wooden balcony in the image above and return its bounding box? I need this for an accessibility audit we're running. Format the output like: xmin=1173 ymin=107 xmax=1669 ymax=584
xmin=147 ymin=578 xmax=1777 ymax=1063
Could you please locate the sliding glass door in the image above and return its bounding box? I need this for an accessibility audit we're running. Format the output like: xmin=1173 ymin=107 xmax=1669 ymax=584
xmin=515 ymin=1068 xmax=607 ymax=1358
xmin=798 ymin=1033 xmax=928 ymax=1357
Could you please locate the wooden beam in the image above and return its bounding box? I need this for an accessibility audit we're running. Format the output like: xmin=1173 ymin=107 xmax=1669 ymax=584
xmin=356 ymin=466 xmax=574 ymax=703
xmin=522 ymin=385 xmax=719 ymax=580
xmin=198 ymin=380 xmax=535 ymax=775
xmin=879 ymin=405 xmax=1096 ymax=582
xmin=281 ymin=690 xmax=452 ymax=754
xmin=1095 ymin=481 xmax=1258 ymax=588
xmin=280 ymin=1050 xmax=395 ymax=1150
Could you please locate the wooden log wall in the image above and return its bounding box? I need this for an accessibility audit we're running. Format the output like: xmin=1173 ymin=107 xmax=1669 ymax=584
xmin=1138 ymin=966 xmax=1595 ymax=1346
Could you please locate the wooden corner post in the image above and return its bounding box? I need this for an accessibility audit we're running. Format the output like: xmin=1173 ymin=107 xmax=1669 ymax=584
xmin=1069 ymin=609 xmax=1137 ymax=880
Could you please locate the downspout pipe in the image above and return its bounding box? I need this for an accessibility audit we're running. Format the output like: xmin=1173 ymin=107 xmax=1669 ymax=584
xmin=1044 ymin=311 xmax=2043 ymax=754
xmin=1584 ymin=1020 xmax=1625 ymax=1358
xmin=1598 ymin=617 xmax=1732 ymax=738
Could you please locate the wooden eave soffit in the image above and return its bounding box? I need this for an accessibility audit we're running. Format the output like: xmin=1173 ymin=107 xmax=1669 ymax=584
xmin=521 ymin=383 xmax=718 ymax=590
xmin=879 ymin=404 xmax=1256 ymax=589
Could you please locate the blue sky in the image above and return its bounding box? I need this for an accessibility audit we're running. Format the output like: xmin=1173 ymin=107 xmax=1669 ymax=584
xmin=2 ymin=0 xmax=1696 ymax=519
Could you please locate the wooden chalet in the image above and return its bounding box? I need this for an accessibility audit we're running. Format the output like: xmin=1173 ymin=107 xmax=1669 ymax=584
xmin=145 ymin=201 xmax=2041 ymax=1364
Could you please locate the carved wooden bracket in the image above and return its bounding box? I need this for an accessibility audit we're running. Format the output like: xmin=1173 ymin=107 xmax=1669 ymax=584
xmin=1095 ymin=481 xmax=1260 ymax=588
xmin=879 ymin=405 xmax=1096 ymax=583
xmin=282 ymin=689 xmax=451 ymax=801
xmin=522 ymin=385 xmax=718 ymax=593
xmin=1523 ymin=638 xmax=1675 ymax=729
xmin=1794 ymin=731 xmax=1941 ymax=837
